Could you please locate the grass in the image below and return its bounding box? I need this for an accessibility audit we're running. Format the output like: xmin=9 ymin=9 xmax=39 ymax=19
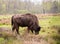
xmin=0 ymin=14 xmax=60 ymax=44
xmin=0 ymin=37 xmax=23 ymax=44
xmin=39 ymin=15 xmax=60 ymax=44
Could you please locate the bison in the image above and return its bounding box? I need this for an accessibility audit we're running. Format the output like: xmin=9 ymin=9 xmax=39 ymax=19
xmin=11 ymin=13 xmax=41 ymax=35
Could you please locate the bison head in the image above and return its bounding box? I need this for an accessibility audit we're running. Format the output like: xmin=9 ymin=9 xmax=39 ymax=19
xmin=35 ymin=26 xmax=41 ymax=35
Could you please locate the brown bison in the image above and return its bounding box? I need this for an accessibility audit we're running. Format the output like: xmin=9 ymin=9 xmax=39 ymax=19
xmin=11 ymin=13 xmax=41 ymax=35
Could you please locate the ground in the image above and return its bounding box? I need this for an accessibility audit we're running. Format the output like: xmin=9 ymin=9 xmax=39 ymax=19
xmin=0 ymin=27 xmax=50 ymax=44
xmin=0 ymin=14 xmax=60 ymax=44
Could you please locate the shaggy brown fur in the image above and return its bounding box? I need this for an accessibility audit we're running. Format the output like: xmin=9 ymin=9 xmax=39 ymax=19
xmin=11 ymin=13 xmax=41 ymax=35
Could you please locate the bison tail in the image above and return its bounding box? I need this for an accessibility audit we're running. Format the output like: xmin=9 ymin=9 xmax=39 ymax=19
xmin=11 ymin=16 xmax=13 ymax=25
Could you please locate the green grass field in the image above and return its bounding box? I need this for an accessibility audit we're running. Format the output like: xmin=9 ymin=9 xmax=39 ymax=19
xmin=0 ymin=14 xmax=60 ymax=44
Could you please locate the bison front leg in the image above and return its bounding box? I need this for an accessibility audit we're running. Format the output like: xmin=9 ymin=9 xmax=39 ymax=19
xmin=27 ymin=27 xmax=33 ymax=33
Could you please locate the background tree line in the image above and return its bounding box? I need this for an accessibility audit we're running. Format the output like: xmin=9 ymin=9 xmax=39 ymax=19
xmin=0 ymin=0 xmax=60 ymax=14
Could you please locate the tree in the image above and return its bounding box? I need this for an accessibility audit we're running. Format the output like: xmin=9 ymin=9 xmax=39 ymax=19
xmin=51 ymin=1 xmax=58 ymax=13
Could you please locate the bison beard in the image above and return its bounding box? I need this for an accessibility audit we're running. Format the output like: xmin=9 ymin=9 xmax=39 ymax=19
xmin=11 ymin=13 xmax=41 ymax=35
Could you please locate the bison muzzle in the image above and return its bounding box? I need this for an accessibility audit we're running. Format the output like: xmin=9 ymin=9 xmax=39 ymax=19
xmin=11 ymin=13 xmax=41 ymax=35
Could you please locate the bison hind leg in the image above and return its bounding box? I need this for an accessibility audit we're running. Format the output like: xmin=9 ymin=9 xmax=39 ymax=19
xmin=31 ymin=29 xmax=33 ymax=33
xmin=15 ymin=26 xmax=20 ymax=35
xmin=12 ymin=25 xmax=15 ymax=32
xmin=16 ymin=29 xmax=20 ymax=35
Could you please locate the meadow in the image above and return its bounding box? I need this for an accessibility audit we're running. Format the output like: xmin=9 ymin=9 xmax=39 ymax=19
xmin=0 ymin=14 xmax=60 ymax=44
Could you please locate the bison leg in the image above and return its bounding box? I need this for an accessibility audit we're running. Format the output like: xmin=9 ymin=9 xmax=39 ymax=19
xmin=31 ymin=29 xmax=33 ymax=33
xmin=12 ymin=25 xmax=15 ymax=32
xmin=15 ymin=26 xmax=19 ymax=35
xmin=27 ymin=27 xmax=33 ymax=33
